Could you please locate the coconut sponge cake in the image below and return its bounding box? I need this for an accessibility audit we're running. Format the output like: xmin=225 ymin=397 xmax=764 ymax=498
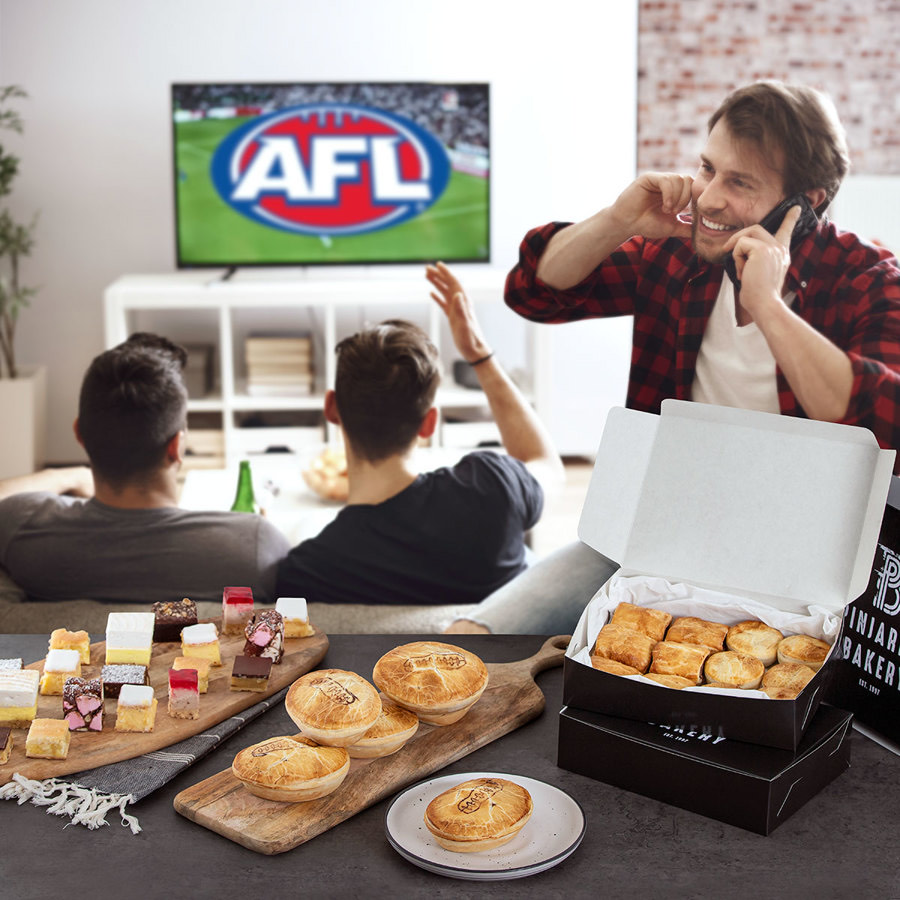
xmin=372 ymin=641 xmax=489 ymax=726
xmin=285 ymin=669 xmax=381 ymax=746
xmin=424 ymin=777 xmax=533 ymax=852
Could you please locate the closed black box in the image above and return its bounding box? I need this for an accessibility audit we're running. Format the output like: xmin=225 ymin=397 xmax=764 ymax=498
xmin=558 ymin=703 xmax=853 ymax=835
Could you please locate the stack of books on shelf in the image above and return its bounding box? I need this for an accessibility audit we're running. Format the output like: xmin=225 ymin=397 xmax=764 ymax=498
xmin=245 ymin=333 xmax=314 ymax=397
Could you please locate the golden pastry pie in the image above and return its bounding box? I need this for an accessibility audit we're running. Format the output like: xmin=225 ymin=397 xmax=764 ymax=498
xmin=761 ymin=662 xmax=816 ymax=699
xmin=665 ymin=616 xmax=729 ymax=652
xmin=610 ymin=602 xmax=672 ymax=642
xmin=643 ymin=673 xmax=695 ymax=689
xmin=648 ymin=641 xmax=710 ymax=684
xmin=285 ymin=668 xmax=382 ymax=746
xmin=372 ymin=642 xmax=489 ymax=726
xmin=424 ymin=777 xmax=533 ymax=852
xmin=592 ymin=624 xmax=656 ymax=673
xmin=590 ymin=656 xmax=641 ymax=676
xmin=726 ymin=620 xmax=784 ymax=666
xmin=345 ymin=697 xmax=419 ymax=759
xmin=777 ymin=634 xmax=831 ymax=672
xmin=704 ymin=651 xmax=765 ymax=689
xmin=231 ymin=735 xmax=350 ymax=802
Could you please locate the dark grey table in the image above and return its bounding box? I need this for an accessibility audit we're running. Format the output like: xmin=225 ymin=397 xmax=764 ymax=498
xmin=2 ymin=633 xmax=898 ymax=900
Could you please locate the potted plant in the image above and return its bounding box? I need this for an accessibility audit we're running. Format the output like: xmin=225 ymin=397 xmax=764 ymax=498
xmin=0 ymin=84 xmax=45 ymax=478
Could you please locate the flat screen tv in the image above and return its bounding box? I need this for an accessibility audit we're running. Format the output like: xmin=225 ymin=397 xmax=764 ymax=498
xmin=171 ymin=81 xmax=490 ymax=268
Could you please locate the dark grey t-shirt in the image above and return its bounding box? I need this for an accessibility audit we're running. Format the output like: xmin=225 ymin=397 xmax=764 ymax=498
xmin=275 ymin=451 xmax=543 ymax=605
xmin=0 ymin=493 xmax=290 ymax=603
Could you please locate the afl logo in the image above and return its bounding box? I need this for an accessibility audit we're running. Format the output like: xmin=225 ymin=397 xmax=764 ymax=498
xmin=210 ymin=103 xmax=450 ymax=236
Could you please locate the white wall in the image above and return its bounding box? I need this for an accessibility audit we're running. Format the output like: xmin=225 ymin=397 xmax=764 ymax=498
xmin=0 ymin=0 xmax=639 ymax=462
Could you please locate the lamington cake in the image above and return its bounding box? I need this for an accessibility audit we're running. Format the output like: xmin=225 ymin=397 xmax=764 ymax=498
xmin=181 ymin=623 xmax=221 ymax=667
xmin=243 ymin=610 xmax=285 ymax=664
xmin=25 ymin=718 xmax=70 ymax=760
xmin=275 ymin=597 xmax=314 ymax=638
xmin=152 ymin=597 xmax=198 ymax=642
xmin=223 ymin=586 xmax=255 ymax=635
xmin=0 ymin=669 xmax=40 ymax=728
xmin=49 ymin=628 xmax=91 ymax=665
xmin=116 ymin=684 xmax=158 ymax=733
xmin=168 ymin=667 xmax=199 ymax=719
xmin=105 ymin=612 xmax=155 ymax=666
xmin=230 ymin=655 xmax=272 ymax=692
xmin=101 ymin=664 xmax=149 ymax=699
xmin=173 ymin=656 xmax=211 ymax=693
xmin=39 ymin=648 xmax=82 ymax=696
xmin=0 ymin=726 xmax=11 ymax=764
xmin=62 ymin=677 xmax=104 ymax=732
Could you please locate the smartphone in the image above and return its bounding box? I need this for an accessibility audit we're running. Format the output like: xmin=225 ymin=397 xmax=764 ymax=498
xmin=724 ymin=193 xmax=819 ymax=289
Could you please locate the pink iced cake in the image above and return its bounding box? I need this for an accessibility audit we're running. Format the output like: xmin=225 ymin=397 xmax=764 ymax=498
xmin=167 ymin=667 xmax=199 ymax=720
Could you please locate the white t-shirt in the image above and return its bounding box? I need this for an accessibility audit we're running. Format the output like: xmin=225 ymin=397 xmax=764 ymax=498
xmin=691 ymin=277 xmax=792 ymax=414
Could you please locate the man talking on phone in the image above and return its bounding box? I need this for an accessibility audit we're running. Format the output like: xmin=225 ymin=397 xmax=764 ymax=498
xmin=445 ymin=79 xmax=900 ymax=636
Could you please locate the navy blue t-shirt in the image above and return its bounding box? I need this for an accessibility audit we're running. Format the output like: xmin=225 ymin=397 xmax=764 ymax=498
xmin=275 ymin=451 xmax=543 ymax=605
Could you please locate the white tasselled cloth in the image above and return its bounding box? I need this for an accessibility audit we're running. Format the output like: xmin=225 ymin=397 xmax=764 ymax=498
xmin=0 ymin=685 xmax=289 ymax=832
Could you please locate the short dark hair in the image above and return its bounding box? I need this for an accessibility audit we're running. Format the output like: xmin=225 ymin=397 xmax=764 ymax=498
xmin=708 ymin=81 xmax=850 ymax=215
xmin=334 ymin=319 xmax=440 ymax=462
xmin=78 ymin=333 xmax=188 ymax=486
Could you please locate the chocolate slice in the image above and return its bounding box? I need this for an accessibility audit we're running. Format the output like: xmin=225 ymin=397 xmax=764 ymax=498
xmin=232 ymin=655 xmax=272 ymax=679
xmin=152 ymin=597 xmax=198 ymax=642
xmin=230 ymin=655 xmax=273 ymax=693
xmin=101 ymin=664 xmax=149 ymax=699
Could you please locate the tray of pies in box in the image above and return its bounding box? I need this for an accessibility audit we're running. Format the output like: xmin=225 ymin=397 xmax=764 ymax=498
xmin=0 ymin=592 xmax=328 ymax=785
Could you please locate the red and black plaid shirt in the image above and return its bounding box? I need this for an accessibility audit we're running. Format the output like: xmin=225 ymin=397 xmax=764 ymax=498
xmin=505 ymin=220 xmax=900 ymax=466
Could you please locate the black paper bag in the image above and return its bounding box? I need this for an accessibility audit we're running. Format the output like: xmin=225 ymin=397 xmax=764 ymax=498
xmin=827 ymin=476 xmax=900 ymax=747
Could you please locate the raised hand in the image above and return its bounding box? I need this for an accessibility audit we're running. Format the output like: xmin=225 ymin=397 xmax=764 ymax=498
xmin=425 ymin=261 xmax=492 ymax=363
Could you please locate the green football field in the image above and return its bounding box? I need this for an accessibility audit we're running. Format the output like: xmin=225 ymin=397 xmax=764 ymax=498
xmin=174 ymin=117 xmax=489 ymax=265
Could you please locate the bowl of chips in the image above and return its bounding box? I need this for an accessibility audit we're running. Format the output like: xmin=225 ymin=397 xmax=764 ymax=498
xmin=302 ymin=445 xmax=349 ymax=502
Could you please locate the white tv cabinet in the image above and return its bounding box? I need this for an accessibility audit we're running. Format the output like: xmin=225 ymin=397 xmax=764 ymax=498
xmin=103 ymin=269 xmax=550 ymax=466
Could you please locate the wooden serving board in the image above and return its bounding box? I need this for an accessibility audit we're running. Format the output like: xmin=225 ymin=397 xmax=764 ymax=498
xmin=173 ymin=634 xmax=568 ymax=855
xmin=1 ymin=624 xmax=329 ymax=785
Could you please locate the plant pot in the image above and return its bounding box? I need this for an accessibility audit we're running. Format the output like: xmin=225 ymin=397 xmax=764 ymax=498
xmin=0 ymin=364 xmax=47 ymax=478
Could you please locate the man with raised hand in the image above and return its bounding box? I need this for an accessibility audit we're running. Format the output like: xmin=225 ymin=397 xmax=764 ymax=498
xmin=275 ymin=262 xmax=564 ymax=613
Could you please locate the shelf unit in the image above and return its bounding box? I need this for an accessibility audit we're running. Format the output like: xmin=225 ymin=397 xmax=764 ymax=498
xmin=104 ymin=269 xmax=539 ymax=466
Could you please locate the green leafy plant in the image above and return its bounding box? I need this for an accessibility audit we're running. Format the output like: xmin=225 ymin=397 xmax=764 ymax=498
xmin=0 ymin=85 xmax=38 ymax=379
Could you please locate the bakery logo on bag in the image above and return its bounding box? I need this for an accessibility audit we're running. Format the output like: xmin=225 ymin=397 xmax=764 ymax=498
xmin=457 ymin=780 xmax=503 ymax=814
xmin=839 ymin=542 xmax=900 ymax=695
xmin=874 ymin=545 xmax=900 ymax=617
xmin=404 ymin=650 xmax=467 ymax=671
xmin=312 ymin=676 xmax=358 ymax=706
xmin=210 ymin=103 xmax=451 ymax=237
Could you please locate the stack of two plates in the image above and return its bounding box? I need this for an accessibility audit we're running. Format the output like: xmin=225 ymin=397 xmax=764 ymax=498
xmin=384 ymin=772 xmax=586 ymax=882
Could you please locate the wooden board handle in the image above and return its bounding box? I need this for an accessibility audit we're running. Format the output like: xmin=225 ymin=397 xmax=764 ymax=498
xmin=489 ymin=634 xmax=570 ymax=683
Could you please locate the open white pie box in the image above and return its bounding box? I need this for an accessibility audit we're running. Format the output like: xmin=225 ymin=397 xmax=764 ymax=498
xmin=564 ymin=400 xmax=895 ymax=750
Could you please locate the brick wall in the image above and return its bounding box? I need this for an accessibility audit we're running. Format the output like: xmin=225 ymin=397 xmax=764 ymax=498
xmin=638 ymin=0 xmax=900 ymax=175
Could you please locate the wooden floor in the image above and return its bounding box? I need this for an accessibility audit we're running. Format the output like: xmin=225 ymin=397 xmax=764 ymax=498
xmin=529 ymin=457 xmax=594 ymax=557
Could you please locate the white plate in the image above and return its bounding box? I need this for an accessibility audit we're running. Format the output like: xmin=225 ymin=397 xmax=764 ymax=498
xmin=384 ymin=772 xmax=586 ymax=881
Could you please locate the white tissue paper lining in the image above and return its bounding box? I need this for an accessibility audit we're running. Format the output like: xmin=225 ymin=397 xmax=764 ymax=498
xmin=571 ymin=572 xmax=840 ymax=700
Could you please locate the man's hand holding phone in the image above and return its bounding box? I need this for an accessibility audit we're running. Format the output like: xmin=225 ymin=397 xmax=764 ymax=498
xmin=723 ymin=203 xmax=804 ymax=324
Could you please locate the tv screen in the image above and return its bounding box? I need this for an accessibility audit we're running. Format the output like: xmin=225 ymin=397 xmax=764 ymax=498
xmin=171 ymin=81 xmax=490 ymax=268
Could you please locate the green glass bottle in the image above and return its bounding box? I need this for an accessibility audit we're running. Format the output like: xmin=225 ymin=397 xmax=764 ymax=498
xmin=230 ymin=460 xmax=259 ymax=513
